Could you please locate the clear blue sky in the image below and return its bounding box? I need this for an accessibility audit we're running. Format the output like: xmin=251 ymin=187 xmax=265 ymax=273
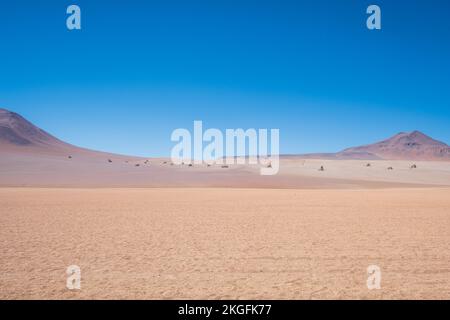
xmin=1 ymin=0 xmax=449 ymax=157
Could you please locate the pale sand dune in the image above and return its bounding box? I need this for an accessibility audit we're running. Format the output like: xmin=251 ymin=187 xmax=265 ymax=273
xmin=1 ymin=187 xmax=450 ymax=299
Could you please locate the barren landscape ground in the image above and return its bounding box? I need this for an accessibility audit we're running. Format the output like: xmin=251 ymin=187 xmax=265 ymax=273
xmin=1 ymin=187 xmax=450 ymax=299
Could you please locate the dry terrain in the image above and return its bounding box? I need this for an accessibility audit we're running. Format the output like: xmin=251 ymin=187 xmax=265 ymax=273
xmin=1 ymin=187 xmax=450 ymax=299
xmin=1 ymin=109 xmax=450 ymax=299
xmin=1 ymin=155 xmax=450 ymax=188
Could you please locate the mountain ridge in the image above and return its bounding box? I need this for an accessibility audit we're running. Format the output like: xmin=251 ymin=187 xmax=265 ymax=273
xmin=0 ymin=108 xmax=68 ymax=148
xmin=296 ymin=131 xmax=450 ymax=161
xmin=1 ymin=108 xmax=449 ymax=161
xmin=0 ymin=108 xmax=139 ymax=159
xmin=336 ymin=130 xmax=450 ymax=160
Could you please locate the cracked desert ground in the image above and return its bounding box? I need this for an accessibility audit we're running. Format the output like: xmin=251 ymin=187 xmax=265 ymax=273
xmin=1 ymin=187 xmax=450 ymax=299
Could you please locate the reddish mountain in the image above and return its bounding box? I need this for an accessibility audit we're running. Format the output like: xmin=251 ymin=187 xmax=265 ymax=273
xmin=337 ymin=131 xmax=450 ymax=161
xmin=1 ymin=108 xmax=449 ymax=161
xmin=0 ymin=108 xmax=69 ymax=149
xmin=0 ymin=108 xmax=133 ymax=159
xmin=297 ymin=131 xmax=450 ymax=161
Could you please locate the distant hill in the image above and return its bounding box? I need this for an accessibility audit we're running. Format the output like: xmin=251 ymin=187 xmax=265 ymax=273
xmin=1 ymin=108 xmax=449 ymax=161
xmin=297 ymin=131 xmax=450 ymax=161
xmin=0 ymin=108 xmax=134 ymax=159
xmin=0 ymin=108 xmax=69 ymax=148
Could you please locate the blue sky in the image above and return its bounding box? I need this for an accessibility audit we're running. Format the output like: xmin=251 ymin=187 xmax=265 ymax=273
xmin=1 ymin=0 xmax=449 ymax=157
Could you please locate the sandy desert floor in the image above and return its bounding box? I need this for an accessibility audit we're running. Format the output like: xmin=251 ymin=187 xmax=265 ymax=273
xmin=1 ymin=187 xmax=450 ymax=299
xmin=1 ymin=154 xmax=450 ymax=188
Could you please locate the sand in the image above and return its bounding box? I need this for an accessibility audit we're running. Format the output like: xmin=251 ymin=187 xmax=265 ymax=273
xmin=1 ymin=187 xmax=450 ymax=300
xmin=1 ymin=151 xmax=450 ymax=188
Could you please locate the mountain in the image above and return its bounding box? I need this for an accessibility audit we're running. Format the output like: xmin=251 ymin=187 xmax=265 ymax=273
xmin=0 ymin=108 xmax=134 ymax=159
xmin=336 ymin=131 xmax=450 ymax=160
xmin=0 ymin=108 xmax=69 ymax=149
xmin=298 ymin=131 xmax=450 ymax=161
xmin=1 ymin=108 xmax=449 ymax=161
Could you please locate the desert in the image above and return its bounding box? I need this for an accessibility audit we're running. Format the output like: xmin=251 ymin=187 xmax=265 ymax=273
xmin=1 ymin=187 xmax=450 ymax=299
xmin=1 ymin=109 xmax=450 ymax=299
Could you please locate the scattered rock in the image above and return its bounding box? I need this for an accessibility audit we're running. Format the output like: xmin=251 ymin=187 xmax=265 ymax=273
xmin=221 ymin=165 xmax=229 ymax=168
xmin=411 ymin=164 xmax=417 ymax=169
xmin=319 ymin=166 xmax=325 ymax=171
xmin=68 ymin=155 xmax=72 ymax=159
xmin=366 ymin=163 xmax=371 ymax=167
xmin=387 ymin=167 xmax=393 ymax=170
xmin=108 ymin=159 xmax=112 ymax=163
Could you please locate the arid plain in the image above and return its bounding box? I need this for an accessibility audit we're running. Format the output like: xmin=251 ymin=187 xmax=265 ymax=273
xmin=1 ymin=109 xmax=450 ymax=299
xmin=1 ymin=187 xmax=450 ymax=299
